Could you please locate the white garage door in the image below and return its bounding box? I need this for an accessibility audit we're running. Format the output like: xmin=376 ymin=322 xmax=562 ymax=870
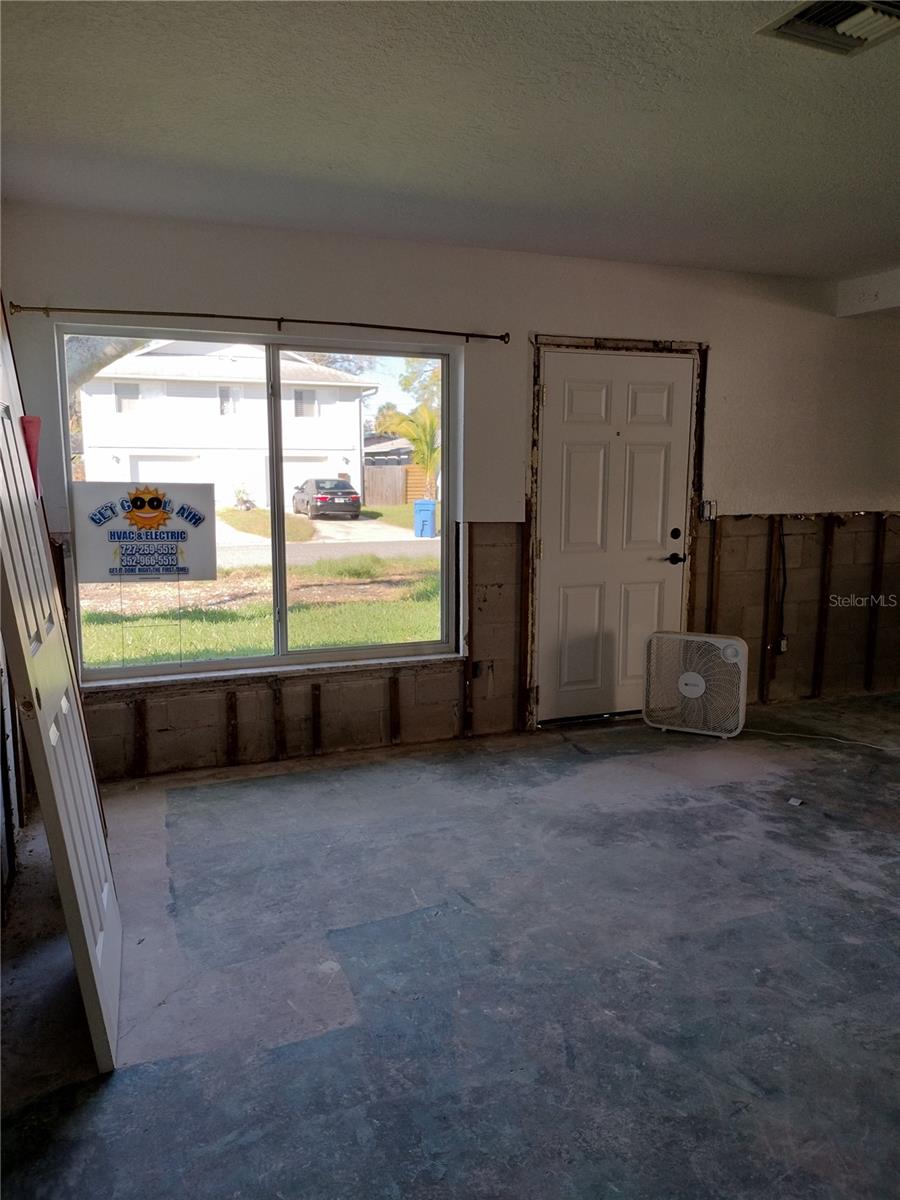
xmin=131 ymin=455 xmax=199 ymax=483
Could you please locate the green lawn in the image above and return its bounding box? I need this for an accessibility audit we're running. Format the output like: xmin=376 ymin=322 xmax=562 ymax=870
xmin=287 ymin=554 xmax=440 ymax=582
xmin=217 ymin=507 xmax=315 ymax=542
xmin=361 ymin=502 xmax=441 ymax=533
xmin=80 ymin=556 xmax=442 ymax=668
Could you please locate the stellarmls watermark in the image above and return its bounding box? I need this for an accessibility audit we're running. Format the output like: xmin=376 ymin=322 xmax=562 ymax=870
xmin=829 ymin=593 xmax=897 ymax=608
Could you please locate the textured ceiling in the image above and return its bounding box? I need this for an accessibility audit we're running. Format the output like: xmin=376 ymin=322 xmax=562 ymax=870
xmin=3 ymin=1 xmax=899 ymax=278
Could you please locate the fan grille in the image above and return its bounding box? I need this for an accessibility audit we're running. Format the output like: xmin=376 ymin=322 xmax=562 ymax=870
xmin=645 ymin=635 xmax=745 ymax=735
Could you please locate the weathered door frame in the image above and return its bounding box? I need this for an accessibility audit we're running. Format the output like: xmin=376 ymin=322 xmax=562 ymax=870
xmin=521 ymin=335 xmax=709 ymax=729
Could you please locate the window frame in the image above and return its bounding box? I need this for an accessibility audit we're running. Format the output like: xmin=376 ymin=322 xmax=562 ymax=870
xmin=56 ymin=322 xmax=459 ymax=682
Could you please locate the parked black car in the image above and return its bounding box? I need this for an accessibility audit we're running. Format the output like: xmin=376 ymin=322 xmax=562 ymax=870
xmin=293 ymin=478 xmax=361 ymax=519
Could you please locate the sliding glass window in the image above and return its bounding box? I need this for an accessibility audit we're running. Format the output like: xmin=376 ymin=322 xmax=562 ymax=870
xmin=61 ymin=332 xmax=452 ymax=677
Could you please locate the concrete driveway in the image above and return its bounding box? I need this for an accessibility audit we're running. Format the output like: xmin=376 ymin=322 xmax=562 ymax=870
xmin=310 ymin=514 xmax=417 ymax=543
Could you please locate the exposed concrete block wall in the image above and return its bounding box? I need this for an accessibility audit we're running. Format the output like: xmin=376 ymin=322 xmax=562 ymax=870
xmin=689 ymin=512 xmax=899 ymax=703
xmin=85 ymin=658 xmax=466 ymax=782
xmin=469 ymin=522 xmax=523 ymax=736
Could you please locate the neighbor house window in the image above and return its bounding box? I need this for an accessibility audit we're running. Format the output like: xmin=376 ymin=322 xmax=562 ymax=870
xmin=62 ymin=333 xmax=453 ymax=678
xmin=294 ymin=389 xmax=316 ymax=417
xmin=114 ymin=381 xmax=140 ymax=413
xmin=218 ymin=385 xmax=240 ymax=414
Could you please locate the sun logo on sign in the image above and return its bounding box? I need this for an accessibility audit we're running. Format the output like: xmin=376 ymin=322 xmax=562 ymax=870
xmin=124 ymin=487 xmax=171 ymax=530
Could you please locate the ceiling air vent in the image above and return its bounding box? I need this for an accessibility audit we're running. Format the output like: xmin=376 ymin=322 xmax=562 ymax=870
xmin=760 ymin=1 xmax=900 ymax=54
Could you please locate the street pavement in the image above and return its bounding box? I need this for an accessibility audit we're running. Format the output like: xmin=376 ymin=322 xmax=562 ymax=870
xmin=215 ymin=515 xmax=441 ymax=568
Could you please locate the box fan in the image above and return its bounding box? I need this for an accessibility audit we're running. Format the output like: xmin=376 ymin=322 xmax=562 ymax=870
xmin=643 ymin=632 xmax=748 ymax=739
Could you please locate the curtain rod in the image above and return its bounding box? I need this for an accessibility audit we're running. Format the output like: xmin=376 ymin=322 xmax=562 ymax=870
xmin=6 ymin=302 xmax=510 ymax=345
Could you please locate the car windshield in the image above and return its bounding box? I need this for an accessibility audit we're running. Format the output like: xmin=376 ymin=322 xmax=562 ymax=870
xmin=316 ymin=479 xmax=354 ymax=491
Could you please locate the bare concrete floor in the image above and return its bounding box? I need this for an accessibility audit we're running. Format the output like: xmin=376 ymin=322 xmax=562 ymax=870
xmin=3 ymin=695 xmax=899 ymax=1199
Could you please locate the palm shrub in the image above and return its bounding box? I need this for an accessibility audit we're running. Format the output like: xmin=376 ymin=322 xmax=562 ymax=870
xmin=382 ymin=404 xmax=441 ymax=499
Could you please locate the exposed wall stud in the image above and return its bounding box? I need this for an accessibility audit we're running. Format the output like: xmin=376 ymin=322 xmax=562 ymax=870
xmin=133 ymin=697 xmax=148 ymax=778
xmin=310 ymin=683 xmax=322 ymax=754
xmin=811 ymin=515 xmax=836 ymax=698
xmin=269 ymin=679 xmax=287 ymax=759
xmin=758 ymin=516 xmax=780 ymax=703
xmin=225 ymin=690 xmax=239 ymax=765
xmin=462 ymin=525 xmax=475 ymax=736
xmin=705 ymin=517 xmax=720 ymax=635
xmin=865 ymin=513 xmax=887 ymax=692
xmin=389 ymin=675 xmax=401 ymax=744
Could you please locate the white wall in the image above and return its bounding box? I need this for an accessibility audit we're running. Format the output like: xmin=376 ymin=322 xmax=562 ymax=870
xmin=3 ymin=200 xmax=898 ymax=532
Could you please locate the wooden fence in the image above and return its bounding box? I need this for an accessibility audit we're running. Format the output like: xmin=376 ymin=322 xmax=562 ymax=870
xmin=364 ymin=464 xmax=430 ymax=505
xmin=364 ymin=466 xmax=406 ymax=506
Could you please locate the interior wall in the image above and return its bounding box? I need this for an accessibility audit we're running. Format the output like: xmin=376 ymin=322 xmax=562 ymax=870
xmin=3 ymin=200 xmax=899 ymax=534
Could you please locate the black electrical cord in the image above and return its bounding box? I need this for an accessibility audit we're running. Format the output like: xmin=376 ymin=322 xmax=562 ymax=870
xmin=778 ymin=516 xmax=787 ymax=650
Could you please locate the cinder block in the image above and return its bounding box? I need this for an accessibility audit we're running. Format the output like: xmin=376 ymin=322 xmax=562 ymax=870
xmin=471 ymin=522 xmax=519 ymax=547
xmin=854 ymin=531 xmax=878 ymax=565
xmin=471 ymin=694 xmax=517 ymax=736
xmin=84 ymin=701 xmax=133 ymax=739
xmin=321 ymin=706 xmax=387 ymax=752
xmin=400 ymin=700 xmax=460 ymax=745
xmin=831 ymin=533 xmax=855 ymax=566
xmin=715 ymin=605 xmax=742 ymax=636
xmin=783 ymin=517 xmax=816 ymax=535
xmin=783 ymin=536 xmax=804 ymax=569
xmin=781 ymin=603 xmax=800 ymax=636
xmin=320 ymin=677 xmax=388 ymax=716
xmin=740 ymin=605 xmax=766 ymax=639
xmin=830 ymin=564 xmax=870 ymax=596
xmin=166 ymin=692 xmax=223 ymax=729
xmin=842 ymin=515 xmax=875 ymax=536
xmin=236 ymin=690 xmax=276 ymax=763
xmin=729 ymin=516 xmax=768 ymax=538
xmin=150 ymin=725 xmax=225 ymax=774
xmin=146 ymin=697 xmax=170 ymax=732
xmin=718 ymin=572 xmax=764 ymax=611
xmin=718 ymin=537 xmax=748 ymax=573
xmin=472 ymin=543 xmax=520 ymax=586
xmin=883 ymin=520 xmax=900 ymax=564
xmin=786 ymin=568 xmax=822 ymax=604
xmin=415 ymin=666 xmax=463 ymax=706
xmin=745 ymin=537 xmax=769 ymax=572
xmin=472 ymin=658 xmax=520 ymax=701
xmin=801 ymin=531 xmax=824 ymax=569
xmin=472 ymin=582 xmax=519 ymax=624
xmin=90 ymin=734 xmax=130 ymax=782
xmin=471 ymin=620 xmax=519 ymax=661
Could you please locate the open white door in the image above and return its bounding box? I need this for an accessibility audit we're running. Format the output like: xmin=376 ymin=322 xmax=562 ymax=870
xmin=536 ymin=350 xmax=695 ymax=721
xmin=0 ymin=315 xmax=121 ymax=1072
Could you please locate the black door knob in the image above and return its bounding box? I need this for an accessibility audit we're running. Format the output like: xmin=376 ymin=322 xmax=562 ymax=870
xmin=667 ymin=552 xmax=687 ymax=564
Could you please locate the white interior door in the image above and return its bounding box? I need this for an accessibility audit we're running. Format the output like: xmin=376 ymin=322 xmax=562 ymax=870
xmin=1 ymin=318 xmax=121 ymax=1071
xmin=536 ymin=350 xmax=695 ymax=721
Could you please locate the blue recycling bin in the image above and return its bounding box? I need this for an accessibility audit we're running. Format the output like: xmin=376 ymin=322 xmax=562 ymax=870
xmin=414 ymin=499 xmax=437 ymax=538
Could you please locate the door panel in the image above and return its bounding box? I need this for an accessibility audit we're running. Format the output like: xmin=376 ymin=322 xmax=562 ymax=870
xmin=623 ymin=443 xmax=669 ymax=549
xmin=558 ymin=584 xmax=604 ymax=690
xmin=1 ymin=317 xmax=121 ymax=1071
xmin=618 ymin=581 xmax=664 ymax=686
xmin=537 ymin=350 xmax=694 ymax=720
xmin=562 ymin=443 xmax=608 ymax=551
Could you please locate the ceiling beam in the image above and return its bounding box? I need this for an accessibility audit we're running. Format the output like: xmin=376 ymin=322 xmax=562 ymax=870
xmin=834 ymin=266 xmax=900 ymax=317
